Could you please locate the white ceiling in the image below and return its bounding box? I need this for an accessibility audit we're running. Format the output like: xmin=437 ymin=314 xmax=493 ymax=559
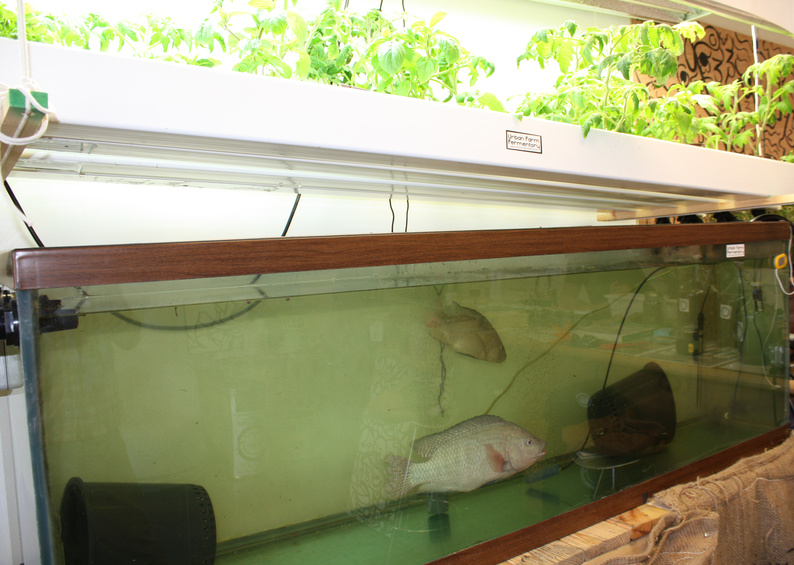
xmin=539 ymin=0 xmax=794 ymax=41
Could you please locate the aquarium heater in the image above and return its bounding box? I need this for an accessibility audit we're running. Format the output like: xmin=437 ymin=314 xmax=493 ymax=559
xmin=1 ymin=292 xmax=79 ymax=389
xmin=1 ymin=292 xmax=79 ymax=346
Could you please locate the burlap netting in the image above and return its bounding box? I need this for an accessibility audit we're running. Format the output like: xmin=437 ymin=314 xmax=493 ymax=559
xmin=584 ymin=433 xmax=794 ymax=565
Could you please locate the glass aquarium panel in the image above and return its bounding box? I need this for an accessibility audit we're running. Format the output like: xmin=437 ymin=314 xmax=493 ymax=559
xmin=16 ymin=229 xmax=791 ymax=565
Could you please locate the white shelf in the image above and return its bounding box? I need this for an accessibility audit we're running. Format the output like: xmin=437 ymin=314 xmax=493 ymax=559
xmin=2 ymin=38 xmax=793 ymax=221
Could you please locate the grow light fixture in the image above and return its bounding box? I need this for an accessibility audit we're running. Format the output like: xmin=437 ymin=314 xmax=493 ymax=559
xmin=9 ymin=134 xmax=731 ymax=216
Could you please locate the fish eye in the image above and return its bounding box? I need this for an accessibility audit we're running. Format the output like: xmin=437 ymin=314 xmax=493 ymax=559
xmin=525 ymin=439 xmax=532 ymax=445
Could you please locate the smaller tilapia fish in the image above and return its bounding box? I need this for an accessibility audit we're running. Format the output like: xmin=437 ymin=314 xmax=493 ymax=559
xmin=386 ymin=415 xmax=545 ymax=498
xmin=425 ymin=302 xmax=506 ymax=363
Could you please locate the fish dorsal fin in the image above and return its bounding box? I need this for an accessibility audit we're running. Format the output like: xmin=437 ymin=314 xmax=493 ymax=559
xmin=412 ymin=415 xmax=506 ymax=459
xmin=443 ymin=301 xmax=476 ymax=321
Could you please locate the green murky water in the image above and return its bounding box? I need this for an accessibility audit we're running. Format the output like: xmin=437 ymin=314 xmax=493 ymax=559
xmin=25 ymin=243 xmax=789 ymax=564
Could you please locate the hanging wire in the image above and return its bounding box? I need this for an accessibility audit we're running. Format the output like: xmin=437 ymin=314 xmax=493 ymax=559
xmin=751 ymin=25 xmax=762 ymax=156
xmin=562 ymin=265 xmax=669 ymax=468
xmin=404 ymin=193 xmax=409 ymax=232
xmin=388 ymin=194 xmax=396 ymax=232
xmin=112 ymin=302 xmax=262 ymax=331
xmin=388 ymin=191 xmax=409 ymax=233
xmin=281 ymin=192 xmax=301 ymax=237
xmin=111 ymin=189 xmax=302 ymax=330
xmin=109 ymin=193 xmax=305 ymax=331
xmin=694 ymin=267 xmax=716 ymax=407
xmin=773 ymin=221 xmax=794 ymax=296
xmin=485 ymin=266 xmax=677 ymax=416
xmin=4 ymin=179 xmax=44 ymax=247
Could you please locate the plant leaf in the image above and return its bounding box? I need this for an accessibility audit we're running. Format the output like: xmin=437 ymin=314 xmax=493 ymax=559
xmin=556 ymin=40 xmax=575 ymax=73
xmin=438 ymin=37 xmax=460 ymax=65
xmin=195 ymin=21 xmax=215 ymax=47
xmin=416 ymin=56 xmax=438 ymax=83
xmin=378 ymin=40 xmax=405 ymax=75
xmin=429 ymin=11 xmax=446 ymax=28
xmin=286 ymin=11 xmax=307 ymax=43
xmin=616 ymin=53 xmax=632 ymax=80
xmin=248 ymin=0 xmax=275 ymax=9
xmin=295 ymin=49 xmax=311 ymax=79
xmin=274 ymin=13 xmax=291 ymax=35
xmin=477 ymin=92 xmax=505 ymax=112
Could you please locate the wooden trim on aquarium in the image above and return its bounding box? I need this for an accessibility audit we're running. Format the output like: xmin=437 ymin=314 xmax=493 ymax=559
xmin=11 ymin=222 xmax=790 ymax=290
xmin=430 ymin=425 xmax=791 ymax=565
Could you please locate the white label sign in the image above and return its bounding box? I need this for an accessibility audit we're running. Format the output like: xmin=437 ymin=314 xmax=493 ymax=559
xmin=506 ymin=130 xmax=542 ymax=154
xmin=726 ymin=243 xmax=745 ymax=258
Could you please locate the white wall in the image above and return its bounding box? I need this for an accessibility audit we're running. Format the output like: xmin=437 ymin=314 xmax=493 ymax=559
xmin=0 ymin=384 xmax=39 ymax=565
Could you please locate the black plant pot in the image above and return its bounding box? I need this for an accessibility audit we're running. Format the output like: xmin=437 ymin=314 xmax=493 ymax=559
xmin=587 ymin=361 xmax=677 ymax=457
xmin=60 ymin=477 xmax=216 ymax=565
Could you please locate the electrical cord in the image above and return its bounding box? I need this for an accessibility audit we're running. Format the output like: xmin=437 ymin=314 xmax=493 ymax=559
xmin=773 ymin=221 xmax=794 ymax=296
xmin=281 ymin=193 xmax=301 ymax=237
xmin=694 ymin=267 xmax=716 ymax=407
xmin=485 ymin=265 xmax=678 ymax=416
xmin=750 ymin=214 xmax=794 ymax=297
xmin=731 ymin=262 xmax=782 ymax=427
xmin=2 ymin=181 xmax=269 ymax=331
xmin=566 ymin=266 xmax=669 ymax=459
xmin=112 ymin=301 xmax=262 ymax=331
xmin=388 ymin=192 xmax=409 ymax=233
xmin=4 ymin=179 xmax=44 ymax=247
xmin=4 ymin=3 xmax=295 ymax=332
xmin=3 ymin=181 xmax=299 ymax=334
xmin=109 ymin=190 xmax=302 ymax=330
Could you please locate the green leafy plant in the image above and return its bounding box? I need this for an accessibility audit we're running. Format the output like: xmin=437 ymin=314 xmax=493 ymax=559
xmin=1 ymin=3 xmax=223 ymax=66
xmin=693 ymin=80 xmax=758 ymax=152
xmin=97 ymin=14 xmax=222 ymax=66
xmin=302 ymin=1 xmax=378 ymax=85
xmin=359 ymin=11 xmax=494 ymax=101
xmin=1 ymin=0 xmax=498 ymax=104
xmin=207 ymin=0 xmax=309 ymax=77
xmin=1 ymin=2 xmax=87 ymax=45
xmin=514 ymin=19 xmax=794 ymax=159
xmin=299 ymin=2 xmax=496 ymax=101
xmin=515 ymin=20 xmax=707 ymax=138
xmin=744 ymin=54 xmax=794 ymax=156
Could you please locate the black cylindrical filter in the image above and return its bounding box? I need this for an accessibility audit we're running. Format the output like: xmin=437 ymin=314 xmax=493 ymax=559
xmin=60 ymin=477 xmax=216 ymax=565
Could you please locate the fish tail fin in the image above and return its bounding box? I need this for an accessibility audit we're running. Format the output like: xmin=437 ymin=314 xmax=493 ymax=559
xmin=385 ymin=454 xmax=414 ymax=499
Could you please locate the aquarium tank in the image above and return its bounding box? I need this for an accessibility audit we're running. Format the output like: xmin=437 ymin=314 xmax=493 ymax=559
xmin=8 ymin=223 xmax=791 ymax=565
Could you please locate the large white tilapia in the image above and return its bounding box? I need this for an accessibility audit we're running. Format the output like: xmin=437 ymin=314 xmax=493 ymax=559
xmin=425 ymin=301 xmax=507 ymax=363
xmin=386 ymin=415 xmax=545 ymax=498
